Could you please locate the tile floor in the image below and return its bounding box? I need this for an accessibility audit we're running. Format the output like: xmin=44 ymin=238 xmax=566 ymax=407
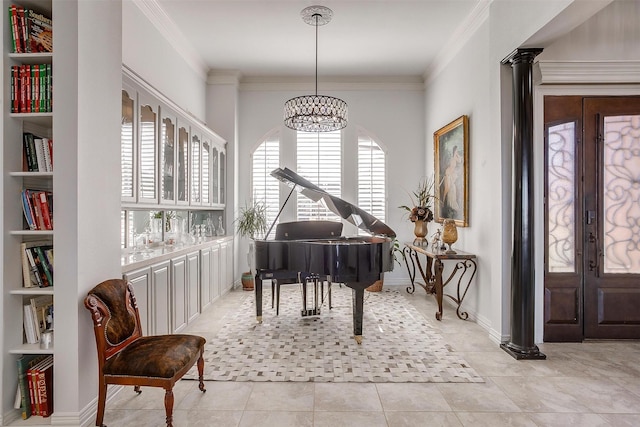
xmin=104 ymin=286 xmax=640 ymax=426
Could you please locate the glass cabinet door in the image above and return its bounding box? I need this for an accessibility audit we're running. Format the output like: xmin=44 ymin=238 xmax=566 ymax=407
xmin=201 ymin=137 xmax=211 ymax=205
xmin=212 ymin=146 xmax=219 ymax=204
xmin=121 ymin=87 xmax=136 ymax=202
xmin=138 ymin=93 xmax=158 ymax=203
xmin=160 ymin=108 xmax=176 ymax=204
xmin=190 ymin=131 xmax=201 ymax=205
xmin=220 ymin=150 xmax=226 ymax=205
xmin=177 ymin=122 xmax=189 ymax=205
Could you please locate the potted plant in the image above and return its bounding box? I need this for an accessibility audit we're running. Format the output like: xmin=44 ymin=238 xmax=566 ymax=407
xmin=399 ymin=176 xmax=437 ymax=246
xmin=234 ymin=200 xmax=267 ymax=291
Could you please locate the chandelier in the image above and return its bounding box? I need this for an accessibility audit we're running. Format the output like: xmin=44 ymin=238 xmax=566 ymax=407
xmin=283 ymin=5 xmax=348 ymax=133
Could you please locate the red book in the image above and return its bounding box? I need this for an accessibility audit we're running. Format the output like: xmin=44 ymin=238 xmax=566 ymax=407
xmin=18 ymin=5 xmax=27 ymax=53
xmin=11 ymin=66 xmax=19 ymax=113
xmin=36 ymin=359 xmax=53 ymax=417
xmin=37 ymin=191 xmax=52 ymax=230
xmin=9 ymin=5 xmax=20 ymax=52
xmin=26 ymin=368 xmax=36 ymax=414
xmin=30 ymin=191 xmax=44 ymax=230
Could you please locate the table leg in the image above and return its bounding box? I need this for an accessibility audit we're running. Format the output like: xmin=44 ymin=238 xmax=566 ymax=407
xmin=434 ymin=259 xmax=444 ymax=320
xmin=442 ymin=259 xmax=477 ymax=320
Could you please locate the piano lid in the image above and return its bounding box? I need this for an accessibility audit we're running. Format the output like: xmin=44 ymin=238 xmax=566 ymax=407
xmin=271 ymin=167 xmax=396 ymax=238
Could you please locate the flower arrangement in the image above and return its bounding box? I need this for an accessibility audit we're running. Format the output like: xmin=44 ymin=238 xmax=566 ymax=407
xmin=399 ymin=176 xmax=436 ymax=223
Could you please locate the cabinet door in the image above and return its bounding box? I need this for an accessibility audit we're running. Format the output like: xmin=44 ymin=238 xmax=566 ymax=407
xmin=138 ymin=92 xmax=159 ymax=203
xmin=212 ymin=146 xmax=219 ymax=204
xmin=160 ymin=106 xmax=177 ymax=204
xmin=151 ymin=261 xmax=170 ymax=335
xmin=171 ymin=255 xmax=187 ymax=333
xmin=201 ymin=136 xmax=211 ymax=205
xmin=220 ymin=150 xmax=226 ymax=205
xmin=212 ymin=243 xmax=221 ymax=299
xmin=187 ymin=251 xmax=200 ymax=323
xmin=123 ymin=267 xmax=150 ymax=336
xmin=190 ymin=130 xmax=201 ymax=206
xmin=200 ymin=247 xmax=212 ymax=310
xmin=121 ymin=83 xmax=137 ymax=203
xmin=219 ymin=241 xmax=230 ymax=292
xmin=177 ymin=121 xmax=189 ymax=205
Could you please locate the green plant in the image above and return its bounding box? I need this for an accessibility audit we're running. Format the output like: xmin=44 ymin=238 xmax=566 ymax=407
xmin=235 ymin=201 xmax=267 ymax=239
xmin=391 ymin=238 xmax=404 ymax=266
xmin=399 ymin=176 xmax=437 ymax=222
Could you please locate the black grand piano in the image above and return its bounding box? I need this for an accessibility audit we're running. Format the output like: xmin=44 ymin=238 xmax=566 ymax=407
xmin=254 ymin=167 xmax=396 ymax=344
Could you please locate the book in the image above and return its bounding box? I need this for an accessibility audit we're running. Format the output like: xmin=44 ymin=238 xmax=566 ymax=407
xmin=35 ymin=358 xmax=54 ymax=417
xmin=27 ymin=9 xmax=53 ymax=53
xmin=16 ymin=355 xmax=47 ymax=419
xmin=23 ymin=133 xmax=38 ymax=172
xmin=33 ymin=246 xmax=53 ymax=287
xmin=34 ymin=138 xmax=46 ymax=172
xmin=29 ymin=355 xmax=53 ymax=416
xmin=36 ymin=191 xmax=53 ymax=229
xmin=41 ymin=138 xmax=52 ymax=172
xmin=9 ymin=5 xmax=19 ymax=52
xmin=23 ymin=304 xmax=38 ymax=344
xmin=30 ymin=191 xmax=44 ymax=230
xmin=20 ymin=240 xmax=50 ymax=287
xmin=29 ymin=246 xmax=51 ymax=287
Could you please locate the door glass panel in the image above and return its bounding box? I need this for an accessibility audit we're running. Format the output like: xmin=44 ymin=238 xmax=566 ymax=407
xmin=121 ymin=90 xmax=134 ymax=199
xmin=161 ymin=116 xmax=175 ymax=202
xmin=220 ymin=151 xmax=225 ymax=204
xmin=177 ymin=126 xmax=189 ymax=203
xmin=191 ymin=134 xmax=201 ymax=203
xmin=547 ymin=121 xmax=576 ymax=273
xmin=212 ymin=147 xmax=219 ymax=204
xmin=603 ymin=115 xmax=640 ymax=274
xmin=139 ymin=104 xmax=157 ymax=200
xmin=202 ymin=140 xmax=211 ymax=204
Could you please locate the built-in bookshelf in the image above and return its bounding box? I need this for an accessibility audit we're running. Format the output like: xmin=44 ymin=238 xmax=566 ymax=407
xmin=2 ymin=1 xmax=54 ymax=424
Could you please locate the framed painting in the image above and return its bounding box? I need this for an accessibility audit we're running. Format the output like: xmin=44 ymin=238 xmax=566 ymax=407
xmin=434 ymin=115 xmax=469 ymax=226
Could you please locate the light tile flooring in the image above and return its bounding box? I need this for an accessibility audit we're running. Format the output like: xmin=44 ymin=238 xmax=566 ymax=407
xmin=104 ymin=286 xmax=640 ymax=426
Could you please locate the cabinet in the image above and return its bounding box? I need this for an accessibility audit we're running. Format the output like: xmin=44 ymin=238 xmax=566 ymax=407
xmin=151 ymin=261 xmax=171 ymax=335
xmin=123 ymin=267 xmax=151 ymax=335
xmin=200 ymin=246 xmax=212 ymax=311
xmin=121 ymin=81 xmax=137 ymax=203
xmin=137 ymin=91 xmax=159 ymax=204
xmin=186 ymin=251 xmax=200 ymax=323
xmin=171 ymin=255 xmax=188 ymax=333
xmin=159 ymin=104 xmax=177 ymax=204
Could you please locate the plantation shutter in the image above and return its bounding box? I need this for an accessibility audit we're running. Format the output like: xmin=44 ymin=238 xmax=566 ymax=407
xmin=296 ymin=131 xmax=341 ymax=221
xmin=251 ymin=136 xmax=280 ymax=227
xmin=357 ymin=134 xmax=386 ymax=230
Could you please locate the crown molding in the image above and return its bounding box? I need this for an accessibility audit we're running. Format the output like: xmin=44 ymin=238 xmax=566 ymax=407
xmin=536 ymin=60 xmax=640 ymax=84
xmin=133 ymin=0 xmax=209 ymax=80
xmin=207 ymin=70 xmax=242 ymax=86
xmin=423 ymin=0 xmax=491 ymax=85
xmin=239 ymin=75 xmax=425 ymax=92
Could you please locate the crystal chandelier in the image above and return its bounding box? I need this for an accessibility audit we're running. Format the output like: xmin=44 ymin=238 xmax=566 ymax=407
xmin=284 ymin=5 xmax=348 ymax=133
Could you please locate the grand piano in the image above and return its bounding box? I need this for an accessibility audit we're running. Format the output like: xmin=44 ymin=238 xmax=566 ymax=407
xmin=254 ymin=167 xmax=396 ymax=344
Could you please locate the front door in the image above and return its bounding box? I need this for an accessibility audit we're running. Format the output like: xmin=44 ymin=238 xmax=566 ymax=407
xmin=543 ymin=96 xmax=640 ymax=341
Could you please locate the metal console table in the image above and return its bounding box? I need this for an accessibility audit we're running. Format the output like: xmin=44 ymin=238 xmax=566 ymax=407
xmin=403 ymin=243 xmax=477 ymax=321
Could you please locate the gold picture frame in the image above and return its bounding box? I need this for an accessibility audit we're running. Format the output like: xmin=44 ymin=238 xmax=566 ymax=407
xmin=434 ymin=115 xmax=469 ymax=227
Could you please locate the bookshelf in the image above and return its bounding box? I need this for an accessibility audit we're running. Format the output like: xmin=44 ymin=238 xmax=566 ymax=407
xmin=2 ymin=0 xmax=55 ymax=424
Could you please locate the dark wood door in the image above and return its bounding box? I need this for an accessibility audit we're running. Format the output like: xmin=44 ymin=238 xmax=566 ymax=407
xmin=543 ymin=96 xmax=640 ymax=341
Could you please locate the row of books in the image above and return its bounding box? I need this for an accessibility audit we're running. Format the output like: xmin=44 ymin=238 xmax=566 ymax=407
xmin=22 ymin=188 xmax=53 ymax=231
xmin=10 ymin=64 xmax=52 ymax=113
xmin=21 ymin=241 xmax=53 ymax=288
xmin=15 ymin=354 xmax=54 ymax=419
xmin=9 ymin=4 xmax=53 ymax=53
xmin=23 ymin=132 xmax=53 ymax=172
xmin=23 ymin=295 xmax=53 ymax=344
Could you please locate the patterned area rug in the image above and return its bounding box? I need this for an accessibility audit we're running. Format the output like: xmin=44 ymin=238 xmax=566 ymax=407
xmin=185 ymin=285 xmax=483 ymax=383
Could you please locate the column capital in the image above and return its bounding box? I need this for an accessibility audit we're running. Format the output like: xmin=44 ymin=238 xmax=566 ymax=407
xmin=502 ymin=48 xmax=543 ymax=66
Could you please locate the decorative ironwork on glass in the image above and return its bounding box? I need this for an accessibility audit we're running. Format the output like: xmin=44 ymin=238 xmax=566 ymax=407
xmin=547 ymin=122 xmax=576 ymax=273
xmin=603 ymin=115 xmax=640 ymax=274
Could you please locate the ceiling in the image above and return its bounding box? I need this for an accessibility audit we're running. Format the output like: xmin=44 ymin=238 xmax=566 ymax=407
xmin=153 ymin=0 xmax=483 ymax=79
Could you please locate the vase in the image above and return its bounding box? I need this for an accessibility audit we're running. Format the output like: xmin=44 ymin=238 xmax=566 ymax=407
xmin=413 ymin=219 xmax=428 ymax=246
xmin=442 ymin=218 xmax=458 ymax=254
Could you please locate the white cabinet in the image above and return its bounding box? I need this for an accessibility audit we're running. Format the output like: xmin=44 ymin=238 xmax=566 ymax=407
xmin=200 ymin=246 xmax=212 ymax=310
xmin=171 ymin=255 xmax=188 ymax=333
xmin=212 ymin=243 xmax=222 ymax=299
xmin=159 ymin=104 xmax=177 ymax=205
xmin=151 ymin=261 xmax=171 ymax=335
xmin=219 ymin=239 xmax=234 ymax=293
xmin=186 ymin=250 xmax=200 ymax=323
xmin=123 ymin=267 xmax=151 ymax=336
xmin=121 ymin=80 xmax=137 ymax=203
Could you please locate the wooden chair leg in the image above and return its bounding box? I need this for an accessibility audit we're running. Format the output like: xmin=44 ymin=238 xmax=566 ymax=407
xmin=197 ymin=352 xmax=206 ymax=392
xmin=96 ymin=378 xmax=107 ymax=427
xmin=164 ymin=388 xmax=174 ymax=427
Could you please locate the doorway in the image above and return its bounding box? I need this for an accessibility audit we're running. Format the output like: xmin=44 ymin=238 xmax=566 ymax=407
xmin=543 ymin=96 xmax=640 ymax=341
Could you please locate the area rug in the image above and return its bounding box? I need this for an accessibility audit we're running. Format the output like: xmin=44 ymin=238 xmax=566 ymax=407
xmin=184 ymin=285 xmax=483 ymax=383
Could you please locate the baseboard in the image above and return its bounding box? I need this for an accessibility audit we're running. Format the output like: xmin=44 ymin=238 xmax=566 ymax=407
xmin=48 ymin=385 xmax=122 ymax=426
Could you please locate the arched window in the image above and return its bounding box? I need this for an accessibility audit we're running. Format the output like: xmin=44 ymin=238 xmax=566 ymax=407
xmin=358 ymin=132 xmax=386 ymax=225
xmin=251 ymin=133 xmax=280 ymax=227
xmin=296 ymin=131 xmax=341 ymax=221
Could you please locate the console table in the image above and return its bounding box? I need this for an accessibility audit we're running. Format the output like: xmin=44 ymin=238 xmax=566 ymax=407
xmin=403 ymin=243 xmax=477 ymax=321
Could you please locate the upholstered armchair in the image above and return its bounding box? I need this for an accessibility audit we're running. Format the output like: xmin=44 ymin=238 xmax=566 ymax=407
xmin=84 ymin=279 xmax=206 ymax=427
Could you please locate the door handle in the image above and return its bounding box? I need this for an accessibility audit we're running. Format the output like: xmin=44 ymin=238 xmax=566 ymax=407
xmin=586 ymin=210 xmax=596 ymax=225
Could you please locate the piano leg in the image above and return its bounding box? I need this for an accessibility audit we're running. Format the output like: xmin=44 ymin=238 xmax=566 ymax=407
xmin=352 ymin=288 xmax=364 ymax=344
xmin=255 ymin=272 xmax=263 ymax=323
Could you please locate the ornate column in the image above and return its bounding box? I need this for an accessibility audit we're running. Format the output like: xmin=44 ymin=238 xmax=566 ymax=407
xmin=500 ymin=48 xmax=546 ymax=360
